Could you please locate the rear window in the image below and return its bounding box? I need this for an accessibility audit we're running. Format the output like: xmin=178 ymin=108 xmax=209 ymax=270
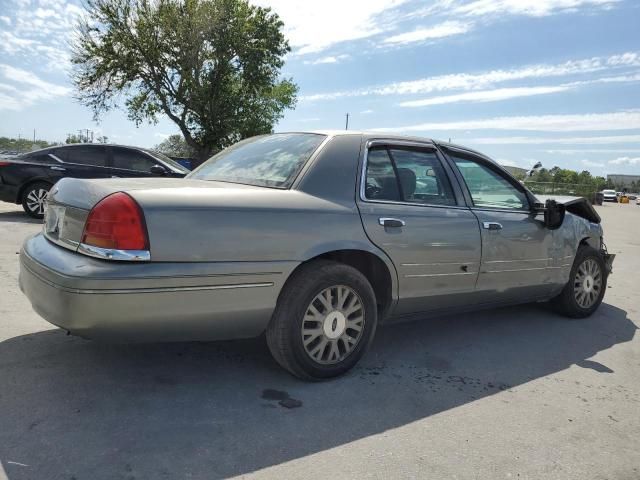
xmin=188 ymin=133 xmax=326 ymax=188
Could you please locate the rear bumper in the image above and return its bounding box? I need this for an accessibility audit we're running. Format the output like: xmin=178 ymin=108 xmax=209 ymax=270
xmin=20 ymin=233 xmax=296 ymax=342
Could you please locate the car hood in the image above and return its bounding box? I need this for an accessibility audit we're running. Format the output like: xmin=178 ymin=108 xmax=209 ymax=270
xmin=536 ymin=195 xmax=601 ymax=224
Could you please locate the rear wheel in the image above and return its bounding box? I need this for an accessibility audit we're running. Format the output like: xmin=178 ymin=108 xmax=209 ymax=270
xmin=552 ymin=245 xmax=607 ymax=318
xmin=21 ymin=182 xmax=51 ymax=219
xmin=266 ymin=260 xmax=378 ymax=380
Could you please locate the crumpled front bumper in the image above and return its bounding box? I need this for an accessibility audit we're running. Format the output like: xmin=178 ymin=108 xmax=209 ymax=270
xmin=603 ymin=253 xmax=615 ymax=274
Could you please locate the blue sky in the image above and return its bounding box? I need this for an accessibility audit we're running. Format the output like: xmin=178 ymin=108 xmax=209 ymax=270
xmin=0 ymin=0 xmax=639 ymax=175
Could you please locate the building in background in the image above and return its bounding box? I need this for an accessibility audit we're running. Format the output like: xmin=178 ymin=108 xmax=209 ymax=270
xmin=607 ymin=174 xmax=640 ymax=190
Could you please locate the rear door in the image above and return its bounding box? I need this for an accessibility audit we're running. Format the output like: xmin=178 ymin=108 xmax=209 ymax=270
xmin=53 ymin=145 xmax=111 ymax=179
xmin=108 ymin=147 xmax=166 ymax=178
xmin=442 ymin=147 xmax=561 ymax=301
xmin=357 ymin=140 xmax=482 ymax=316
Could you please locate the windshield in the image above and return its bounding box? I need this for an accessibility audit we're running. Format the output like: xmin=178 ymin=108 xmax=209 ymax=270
xmin=187 ymin=133 xmax=327 ymax=188
xmin=145 ymin=148 xmax=190 ymax=173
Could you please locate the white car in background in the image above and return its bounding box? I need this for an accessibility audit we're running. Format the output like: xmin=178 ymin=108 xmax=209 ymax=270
xmin=601 ymin=189 xmax=617 ymax=202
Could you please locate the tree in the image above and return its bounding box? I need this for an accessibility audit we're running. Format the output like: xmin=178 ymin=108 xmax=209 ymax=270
xmin=72 ymin=0 xmax=297 ymax=161
xmin=154 ymin=134 xmax=195 ymax=158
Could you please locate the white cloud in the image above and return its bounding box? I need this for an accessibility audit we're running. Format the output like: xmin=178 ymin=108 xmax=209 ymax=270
xmin=608 ymin=156 xmax=640 ymax=165
xmin=360 ymin=109 xmax=374 ymax=115
xmin=0 ymin=64 xmax=71 ymax=111
xmin=254 ymin=0 xmax=409 ymax=54
xmin=0 ymin=0 xmax=82 ymax=69
xmin=300 ymin=51 xmax=640 ymax=102
xmin=372 ymin=111 xmax=640 ymax=133
xmin=581 ymin=159 xmax=604 ymax=168
xmin=466 ymin=135 xmax=640 ymax=145
xmin=304 ymin=54 xmax=350 ymax=65
xmin=546 ymin=148 xmax=640 ymax=154
xmin=453 ymin=0 xmax=619 ymax=18
xmin=399 ymin=85 xmax=569 ymax=107
xmin=383 ymin=21 xmax=471 ymax=45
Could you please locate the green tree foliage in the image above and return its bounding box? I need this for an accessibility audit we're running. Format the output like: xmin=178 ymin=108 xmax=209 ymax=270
xmin=71 ymin=0 xmax=297 ymax=161
xmin=0 ymin=137 xmax=55 ymax=153
xmin=153 ymin=134 xmax=195 ymax=158
xmin=528 ymin=166 xmax=609 ymax=199
xmin=66 ymin=134 xmax=83 ymax=144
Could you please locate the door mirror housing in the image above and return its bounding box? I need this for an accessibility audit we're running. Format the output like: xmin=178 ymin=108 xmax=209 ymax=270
xmin=537 ymin=199 xmax=565 ymax=229
xmin=150 ymin=165 xmax=167 ymax=175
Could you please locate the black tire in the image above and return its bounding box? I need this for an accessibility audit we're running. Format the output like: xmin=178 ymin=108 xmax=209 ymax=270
xmin=551 ymin=245 xmax=607 ymax=318
xmin=266 ymin=260 xmax=378 ymax=381
xmin=21 ymin=182 xmax=52 ymax=219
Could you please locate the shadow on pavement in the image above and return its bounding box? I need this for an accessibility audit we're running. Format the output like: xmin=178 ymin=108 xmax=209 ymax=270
xmin=0 ymin=303 xmax=636 ymax=479
xmin=0 ymin=210 xmax=41 ymax=224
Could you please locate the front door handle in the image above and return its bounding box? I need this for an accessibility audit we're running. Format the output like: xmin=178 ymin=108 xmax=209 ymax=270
xmin=379 ymin=217 xmax=406 ymax=228
xmin=50 ymin=166 xmax=66 ymax=171
xmin=482 ymin=222 xmax=503 ymax=231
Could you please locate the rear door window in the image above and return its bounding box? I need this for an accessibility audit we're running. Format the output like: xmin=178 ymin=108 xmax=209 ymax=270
xmin=60 ymin=146 xmax=108 ymax=167
xmin=364 ymin=146 xmax=456 ymax=206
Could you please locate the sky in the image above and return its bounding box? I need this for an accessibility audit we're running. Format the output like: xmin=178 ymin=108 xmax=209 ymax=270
xmin=0 ymin=0 xmax=639 ymax=175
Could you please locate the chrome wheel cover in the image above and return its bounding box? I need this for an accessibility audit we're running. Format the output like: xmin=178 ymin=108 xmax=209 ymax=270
xmin=25 ymin=188 xmax=48 ymax=215
xmin=301 ymin=285 xmax=365 ymax=365
xmin=574 ymin=258 xmax=602 ymax=309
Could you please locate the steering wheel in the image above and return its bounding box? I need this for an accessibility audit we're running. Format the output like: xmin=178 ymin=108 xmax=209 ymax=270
xmin=365 ymin=183 xmax=382 ymax=198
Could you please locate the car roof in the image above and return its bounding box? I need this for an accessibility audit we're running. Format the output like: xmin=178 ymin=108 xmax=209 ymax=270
xmin=281 ymin=130 xmax=495 ymax=162
xmin=22 ymin=143 xmax=150 ymax=156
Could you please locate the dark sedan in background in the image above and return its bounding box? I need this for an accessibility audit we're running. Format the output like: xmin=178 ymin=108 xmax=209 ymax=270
xmin=0 ymin=143 xmax=189 ymax=217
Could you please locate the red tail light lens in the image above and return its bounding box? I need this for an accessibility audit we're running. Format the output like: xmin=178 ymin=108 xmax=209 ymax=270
xmin=0 ymin=161 xmax=11 ymax=166
xmin=81 ymin=192 xmax=149 ymax=250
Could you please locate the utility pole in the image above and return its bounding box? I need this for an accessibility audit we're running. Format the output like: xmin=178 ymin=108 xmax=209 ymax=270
xmin=345 ymin=113 xmax=350 ymax=131
xmin=33 ymin=129 xmax=36 ymax=143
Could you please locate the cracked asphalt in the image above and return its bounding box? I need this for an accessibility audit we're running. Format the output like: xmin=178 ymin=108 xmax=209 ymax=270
xmin=0 ymin=201 xmax=638 ymax=480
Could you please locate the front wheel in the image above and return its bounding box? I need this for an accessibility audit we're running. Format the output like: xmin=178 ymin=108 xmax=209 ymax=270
xmin=21 ymin=182 xmax=51 ymax=219
xmin=551 ymin=245 xmax=607 ymax=318
xmin=266 ymin=260 xmax=378 ymax=380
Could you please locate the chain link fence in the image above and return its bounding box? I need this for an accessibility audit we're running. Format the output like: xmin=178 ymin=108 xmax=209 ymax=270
xmin=524 ymin=181 xmax=599 ymax=203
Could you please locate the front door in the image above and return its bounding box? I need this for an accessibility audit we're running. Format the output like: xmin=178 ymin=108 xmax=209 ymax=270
xmin=357 ymin=141 xmax=482 ymax=316
xmin=443 ymin=148 xmax=560 ymax=302
xmin=109 ymin=147 xmax=166 ymax=178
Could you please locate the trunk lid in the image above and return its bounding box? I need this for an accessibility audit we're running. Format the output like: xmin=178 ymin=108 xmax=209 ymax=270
xmin=44 ymin=176 xmax=261 ymax=253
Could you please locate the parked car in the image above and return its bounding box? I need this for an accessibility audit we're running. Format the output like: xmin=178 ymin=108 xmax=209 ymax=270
xmin=0 ymin=143 xmax=189 ymax=218
xmin=601 ymin=189 xmax=617 ymax=202
xmin=19 ymin=132 xmax=615 ymax=380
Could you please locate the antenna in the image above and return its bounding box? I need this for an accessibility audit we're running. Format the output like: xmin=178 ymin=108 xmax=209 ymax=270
xmin=345 ymin=113 xmax=350 ymax=131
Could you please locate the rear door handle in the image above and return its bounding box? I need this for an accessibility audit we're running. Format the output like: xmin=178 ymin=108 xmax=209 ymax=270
xmin=379 ymin=217 xmax=405 ymax=228
xmin=50 ymin=166 xmax=66 ymax=171
xmin=482 ymin=222 xmax=503 ymax=231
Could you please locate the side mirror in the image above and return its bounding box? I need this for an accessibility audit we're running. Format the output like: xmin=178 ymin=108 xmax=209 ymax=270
xmin=150 ymin=165 xmax=167 ymax=175
xmin=542 ymin=199 xmax=565 ymax=230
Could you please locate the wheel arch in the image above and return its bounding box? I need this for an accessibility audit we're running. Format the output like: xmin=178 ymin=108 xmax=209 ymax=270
xmin=291 ymin=245 xmax=398 ymax=321
xmin=18 ymin=178 xmax=54 ymax=203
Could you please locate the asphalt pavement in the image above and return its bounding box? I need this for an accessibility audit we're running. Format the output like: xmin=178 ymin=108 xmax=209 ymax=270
xmin=0 ymin=201 xmax=638 ymax=480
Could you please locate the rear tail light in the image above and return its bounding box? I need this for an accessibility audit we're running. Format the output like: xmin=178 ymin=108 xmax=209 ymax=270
xmin=0 ymin=161 xmax=11 ymax=166
xmin=81 ymin=192 xmax=149 ymax=251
